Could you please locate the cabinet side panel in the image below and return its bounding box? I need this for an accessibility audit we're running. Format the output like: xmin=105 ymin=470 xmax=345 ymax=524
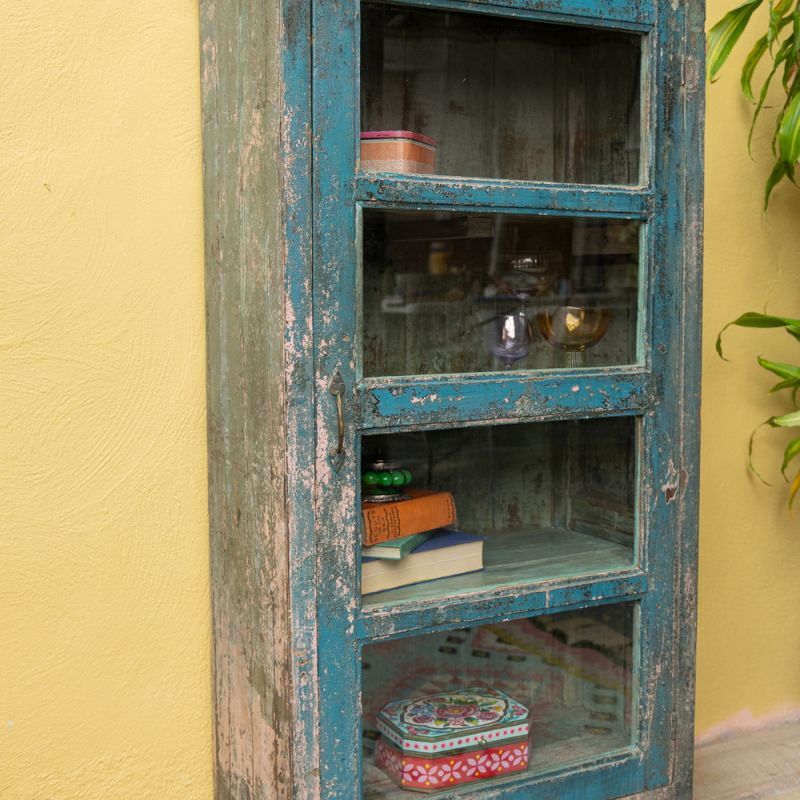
xmin=671 ymin=0 xmax=705 ymax=795
xmin=201 ymin=1 xmax=292 ymax=798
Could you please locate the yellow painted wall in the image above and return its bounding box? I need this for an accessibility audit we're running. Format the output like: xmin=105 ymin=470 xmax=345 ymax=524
xmin=3 ymin=0 xmax=800 ymax=797
xmin=1 ymin=2 xmax=213 ymax=798
xmin=698 ymin=0 xmax=800 ymax=740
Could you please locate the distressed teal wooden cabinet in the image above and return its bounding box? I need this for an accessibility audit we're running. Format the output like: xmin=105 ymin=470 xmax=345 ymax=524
xmin=200 ymin=0 xmax=703 ymax=797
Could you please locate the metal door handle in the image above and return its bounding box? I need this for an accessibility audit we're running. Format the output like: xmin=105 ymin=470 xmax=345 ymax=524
xmin=329 ymin=369 xmax=346 ymax=472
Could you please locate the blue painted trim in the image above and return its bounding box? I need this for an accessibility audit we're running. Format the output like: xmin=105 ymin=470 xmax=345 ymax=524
xmin=312 ymin=1 xmax=361 ymax=798
xmin=280 ymin=0 xmax=320 ymax=795
xmin=634 ymin=0 xmax=703 ymax=791
xmin=358 ymin=571 xmax=647 ymax=640
xmin=670 ymin=1 xmax=704 ymax=793
xmin=475 ymin=750 xmax=645 ymax=800
xmin=364 ymin=0 xmax=654 ymax=29
xmin=357 ymin=175 xmax=652 ymax=218
xmin=358 ymin=369 xmax=652 ymax=430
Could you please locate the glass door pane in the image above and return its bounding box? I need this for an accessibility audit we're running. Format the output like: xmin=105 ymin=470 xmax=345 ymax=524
xmin=361 ymin=2 xmax=642 ymax=184
xmin=363 ymin=209 xmax=641 ymax=378
xmin=360 ymin=416 xmax=636 ymax=608
xmin=362 ymin=603 xmax=636 ymax=797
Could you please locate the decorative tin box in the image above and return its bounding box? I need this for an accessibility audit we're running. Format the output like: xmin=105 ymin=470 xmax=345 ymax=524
xmin=375 ymin=687 xmax=530 ymax=792
xmin=360 ymin=130 xmax=437 ymax=174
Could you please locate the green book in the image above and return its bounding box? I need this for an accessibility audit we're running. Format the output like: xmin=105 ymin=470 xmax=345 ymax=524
xmin=360 ymin=531 xmax=434 ymax=561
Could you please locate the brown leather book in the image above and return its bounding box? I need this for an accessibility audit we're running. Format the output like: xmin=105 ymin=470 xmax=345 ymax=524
xmin=361 ymin=489 xmax=457 ymax=546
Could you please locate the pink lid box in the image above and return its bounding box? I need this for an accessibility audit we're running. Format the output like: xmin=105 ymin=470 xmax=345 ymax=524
xmin=375 ymin=687 xmax=530 ymax=793
xmin=360 ymin=130 xmax=437 ymax=146
xmin=377 ymin=687 xmax=530 ymax=752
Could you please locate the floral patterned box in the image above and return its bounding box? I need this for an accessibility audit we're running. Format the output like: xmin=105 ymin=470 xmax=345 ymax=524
xmin=375 ymin=687 xmax=530 ymax=793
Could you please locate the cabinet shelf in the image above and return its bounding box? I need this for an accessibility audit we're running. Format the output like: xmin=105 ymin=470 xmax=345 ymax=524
xmin=363 ymin=527 xmax=632 ymax=608
xmin=358 ymin=567 xmax=647 ymax=641
xmin=358 ymin=531 xmax=645 ymax=640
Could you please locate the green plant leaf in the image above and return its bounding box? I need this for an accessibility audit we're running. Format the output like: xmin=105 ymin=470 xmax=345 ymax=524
xmin=781 ymin=436 xmax=800 ymax=476
xmin=769 ymin=377 xmax=800 ymax=392
xmin=769 ymin=0 xmax=795 ymax=44
xmin=772 ymin=408 xmax=800 ymax=426
xmin=785 ymin=326 xmax=800 ymax=344
xmin=779 ymin=15 xmax=800 ymax=89
xmin=793 ymin=7 xmax=800 ymax=67
xmin=789 ymin=468 xmax=800 ymax=506
xmin=742 ymin=35 xmax=770 ymax=101
xmin=783 ymin=46 xmax=796 ymax=91
xmin=708 ymin=0 xmax=764 ymax=82
xmin=736 ymin=312 xmax=800 ymax=327
xmin=776 ymin=70 xmax=800 ymax=153
xmin=748 ymin=420 xmax=775 ymax=484
xmin=778 ymin=90 xmax=800 ymax=166
xmin=757 ymin=356 xmax=800 ymax=379
xmin=749 ymin=40 xmax=792 ymax=153
xmin=716 ymin=311 xmax=800 ymax=358
xmin=765 ymin=158 xmax=789 ymax=206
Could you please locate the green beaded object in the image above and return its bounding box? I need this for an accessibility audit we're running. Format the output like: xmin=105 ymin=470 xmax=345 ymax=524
xmin=361 ymin=460 xmax=413 ymax=501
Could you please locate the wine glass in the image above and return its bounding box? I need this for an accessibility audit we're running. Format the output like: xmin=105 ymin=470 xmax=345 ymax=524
xmin=487 ymin=310 xmax=533 ymax=369
xmin=508 ymin=251 xmax=561 ymax=298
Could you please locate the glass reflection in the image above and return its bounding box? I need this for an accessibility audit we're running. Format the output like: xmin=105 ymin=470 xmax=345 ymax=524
xmin=362 ymin=210 xmax=640 ymax=378
xmin=362 ymin=603 xmax=635 ymax=798
xmin=361 ymin=3 xmax=642 ymax=184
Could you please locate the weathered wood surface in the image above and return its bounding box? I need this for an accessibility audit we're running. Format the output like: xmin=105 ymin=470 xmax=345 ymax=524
xmin=359 ymin=369 xmax=653 ymax=429
xmin=201 ymin=0 xmax=704 ymax=795
xmin=659 ymin=0 xmax=705 ymax=795
xmin=201 ymin=0 xmax=317 ymax=798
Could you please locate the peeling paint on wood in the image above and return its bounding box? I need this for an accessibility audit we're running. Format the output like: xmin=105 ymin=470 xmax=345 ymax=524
xmin=201 ymin=0 xmax=318 ymax=797
xmin=357 ymin=176 xmax=653 ymax=216
xmin=359 ymin=369 xmax=653 ymax=429
xmin=201 ymin=0 xmax=703 ymax=795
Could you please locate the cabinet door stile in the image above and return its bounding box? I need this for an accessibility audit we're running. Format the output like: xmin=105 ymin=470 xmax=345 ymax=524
xmin=634 ymin=0 xmax=703 ymax=791
xmin=282 ymin=0 xmax=322 ymax=793
xmin=313 ymin=0 xmax=363 ymax=797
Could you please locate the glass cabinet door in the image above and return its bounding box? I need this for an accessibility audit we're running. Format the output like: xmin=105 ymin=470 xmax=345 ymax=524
xmin=311 ymin=0 xmax=697 ymax=796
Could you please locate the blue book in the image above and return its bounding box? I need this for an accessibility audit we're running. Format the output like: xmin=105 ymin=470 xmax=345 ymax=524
xmin=361 ymin=530 xmax=484 ymax=595
xmin=361 ymin=531 xmax=434 ymax=560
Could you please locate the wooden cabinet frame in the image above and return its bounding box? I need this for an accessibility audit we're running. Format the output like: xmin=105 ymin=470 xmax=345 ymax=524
xmin=200 ymin=0 xmax=704 ymax=796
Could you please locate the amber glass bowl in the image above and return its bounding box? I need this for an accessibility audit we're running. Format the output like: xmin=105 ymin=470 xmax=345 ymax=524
xmin=535 ymin=306 xmax=611 ymax=353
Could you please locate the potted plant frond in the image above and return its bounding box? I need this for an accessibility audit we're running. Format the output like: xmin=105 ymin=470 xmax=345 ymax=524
xmin=718 ymin=312 xmax=800 ymax=505
xmin=708 ymin=0 xmax=800 ymax=206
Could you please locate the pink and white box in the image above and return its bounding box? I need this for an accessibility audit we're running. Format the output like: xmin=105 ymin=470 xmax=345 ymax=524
xmin=360 ymin=130 xmax=437 ymax=174
xmin=375 ymin=687 xmax=530 ymax=793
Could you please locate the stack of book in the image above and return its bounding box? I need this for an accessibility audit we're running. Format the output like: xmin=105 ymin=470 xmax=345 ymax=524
xmin=361 ymin=489 xmax=484 ymax=595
